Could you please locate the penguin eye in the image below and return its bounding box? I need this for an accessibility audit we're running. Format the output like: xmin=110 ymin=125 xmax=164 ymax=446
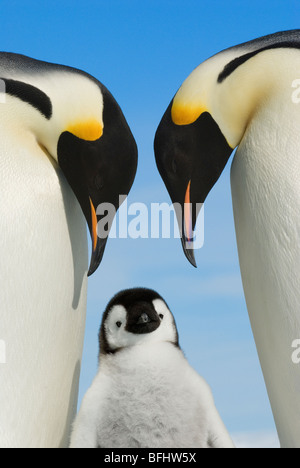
xmin=116 ymin=321 xmax=122 ymax=328
xmin=159 ymin=314 xmax=164 ymax=320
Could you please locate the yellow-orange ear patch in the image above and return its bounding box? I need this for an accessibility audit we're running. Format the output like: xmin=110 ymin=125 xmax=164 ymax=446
xmin=171 ymin=101 xmax=208 ymax=126
xmin=67 ymin=120 xmax=103 ymax=141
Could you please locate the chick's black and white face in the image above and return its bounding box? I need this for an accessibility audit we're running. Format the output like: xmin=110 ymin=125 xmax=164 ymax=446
xmin=99 ymin=289 xmax=179 ymax=354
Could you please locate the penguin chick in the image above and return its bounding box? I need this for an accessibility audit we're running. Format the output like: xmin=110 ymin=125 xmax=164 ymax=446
xmin=70 ymin=288 xmax=234 ymax=448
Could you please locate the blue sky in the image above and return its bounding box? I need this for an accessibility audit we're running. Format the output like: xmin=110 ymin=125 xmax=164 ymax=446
xmin=2 ymin=0 xmax=299 ymax=447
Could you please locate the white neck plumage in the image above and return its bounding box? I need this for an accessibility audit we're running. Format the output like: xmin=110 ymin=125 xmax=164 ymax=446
xmin=231 ymin=87 xmax=300 ymax=447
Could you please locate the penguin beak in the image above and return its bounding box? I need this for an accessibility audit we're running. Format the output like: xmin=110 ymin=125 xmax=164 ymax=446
xmin=181 ymin=180 xmax=197 ymax=268
xmin=127 ymin=306 xmax=160 ymax=334
xmin=155 ymin=103 xmax=233 ymax=268
xmin=57 ymin=115 xmax=138 ymax=276
xmin=88 ymin=197 xmax=108 ymax=276
xmin=57 ymin=132 xmax=110 ymax=276
xmin=136 ymin=312 xmax=160 ymax=325
xmin=134 ymin=309 xmax=160 ymax=333
xmin=136 ymin=312 xmax=151 ymax=324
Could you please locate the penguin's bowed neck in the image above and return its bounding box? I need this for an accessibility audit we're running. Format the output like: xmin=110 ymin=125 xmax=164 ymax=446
xmin=0 ymin=52 xmax=137 ymax=448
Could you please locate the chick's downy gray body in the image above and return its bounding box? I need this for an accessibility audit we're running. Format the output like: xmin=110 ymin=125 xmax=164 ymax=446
xmin=70 ymin=288 xmax=234 ymax=448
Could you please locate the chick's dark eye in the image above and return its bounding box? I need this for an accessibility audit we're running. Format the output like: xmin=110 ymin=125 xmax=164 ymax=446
xmin=116 ymin=321 xmax=122 ymax=328
xmin=159 ymin=314 xmax=164 ymax=320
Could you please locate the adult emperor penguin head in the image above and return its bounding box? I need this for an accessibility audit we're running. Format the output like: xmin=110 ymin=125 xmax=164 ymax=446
xmin=154 ymin=29 xmax=300 ymax=267
xmin=99 ymin=288 xmax=179 ymax=355
xmin=0 ymin=52 xmax=138 ymax=275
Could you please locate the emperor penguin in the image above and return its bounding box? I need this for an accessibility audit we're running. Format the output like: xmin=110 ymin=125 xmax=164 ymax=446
xmin=154 ymin=30 xmax=300 ymax=447
xmin=0 ymin=53 xmax=137 ymax=448
xmin=69 ymin=288 xmax=234 ymax=448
